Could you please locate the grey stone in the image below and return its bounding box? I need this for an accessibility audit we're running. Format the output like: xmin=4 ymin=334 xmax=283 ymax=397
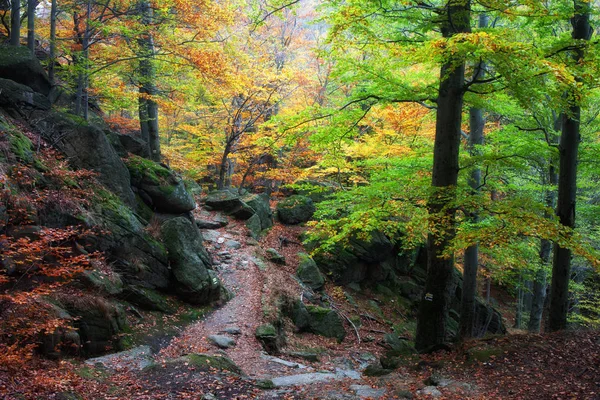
xmin=350 ymin=385 xmax=386 ymax=399
xmin=224 ymin=240 xmax=241 ymax=249
xmin=255 ymin=323 xmax=284 ymax=354
xmin=296 ymin=253 xmax=325 ymax=291
xmin=0 ymin=78 xmax=51 ymax=110
xmin=196 ymin=219 xmax=224 ymax=229
xmin=202 ymin=230 xmax=221 ymax=243
xmin=271 ymin=370 xmax=359 ymax=387
xmin=161 ymin=217 xmax=221 ymax=304
xmin=418 ymin=387 xmax=442 ymax=397
xmin=243 ymin=193 xmax=273 ymax=230
xmin=384 ymin=333 xmax=416 ymax=356
xmin=261 ymin=354 xmax=307 ymax=369
xmin=276 ymin=195 xmax=315 ymax=225
xmin=266 ymin=248 xmax=286 ymax=265
xmin=0 ymin=45 xmax=51 ymax=95
xmin=86 ymin=345 xmax=153 ymax=371
xmin=208 ymin=335 xmax=236 ymax=349
xmin=222 ymin=327 xmax=241 ymax=335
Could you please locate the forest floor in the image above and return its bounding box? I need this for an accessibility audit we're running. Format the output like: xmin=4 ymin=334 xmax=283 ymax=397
xmin=1 ymin=209 xmax=599 ymax=399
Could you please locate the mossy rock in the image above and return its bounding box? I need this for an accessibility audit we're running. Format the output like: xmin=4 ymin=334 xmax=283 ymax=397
xmin=186 ymin=353 xmax=242 ymax=374
xmin=266 ymin=248 xmax=286 ymax=265
xmin=123 ymin=286 xmax=174 ymax=313
xmin=126 ymin=156 xmax=195 ymax=214
xmin=276 ymin=195 xmax=315 ymax=225
xmin=254 ymin=379 xmax=275 ymax=389
xmin=0 ymin=78 xmax=51 ymax=111
xmin=81 ymin=270 xmax=124 ymax=296
xmin=363 ymin=363 xmax=392 ymax=377
xmin=296 ymin=253 xmax=324 ymax=291
xmin=305 ymin=305 xmax=346 ymax=342
xmin=467 ymin=347 xmax=504 ymax=362
xmin=384 ymin=333 xmax=416 ymax=357
xmin=0 ymin=45 xmax=51 ymax=95
xmin=255 ymin=323 xmax=284 ymax=354
xmin=246 ymin=214 xmax=262 ymax=239
xmin=6 ymin=130 xmax=34 ymax=163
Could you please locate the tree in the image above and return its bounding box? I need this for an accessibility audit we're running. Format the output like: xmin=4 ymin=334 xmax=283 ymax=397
xmin=26 ymin=0 xmax=36 ymax=52
xmin=548 ymin=0 xmax=593 ymax=332
xmin=9 ymin=0 xmax=19 ymax=45
xmin=415 ymin=0 xmax=471 ymax=352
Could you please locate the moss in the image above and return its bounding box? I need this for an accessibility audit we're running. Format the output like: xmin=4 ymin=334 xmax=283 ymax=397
xmin=305 ymin=305 xmax=331 ymax=318
xmin=255 ymin=323 xmax=277 ymax=338
xmin=255 ymin=379 xmax=275 ymax=389
xmin=125 ymin=155 xmax=171 ymax=185
xmin=135 ymin=194 xmax=154 ymax=223
xmin=8 ymin=130 xmax=33 ymax=162
xmin=467 ymin=347 xmax=504 ymax=362
xmin=185 ymin=353 xmax=242 ymax=374
xmin=74 ymin=365 xmax=111 ymax=382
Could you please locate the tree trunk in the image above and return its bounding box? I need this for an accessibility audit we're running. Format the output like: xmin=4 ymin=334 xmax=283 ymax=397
xmin=10 ymin=0 xmax=20 ymax=46
xmin=48 ymin=0 xmax=57 ymax=84
xmin=415 ymin=0 xmax=471 ymax=352
xmin=529 ymin=160 xmax=558 ymax=332
xmin=27 ymin=0 xmax=36 ymax=53
xmin=548 ymin=0 xmax=591 ymax=332
xmin=459 ymin=14 xmax=487 ymax=340
xmin=137 ymin=0 xmax=161 ymax=161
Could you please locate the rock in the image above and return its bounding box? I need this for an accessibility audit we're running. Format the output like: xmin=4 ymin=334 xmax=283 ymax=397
xmin=126 ymin=155 xmax=195 ymax=213
xmin=350 ymin=385 xmax=386 ymax=399
xmin=384 ymin=333 xmax=416 ymax=356
xmin=213 ymin=214 xmax=229 ymax=226
xmin=202 ymin=229 xmax=221 ymax=243
xmin=261 ymin=354 xmax=306 ymax=369
xmin=296 ymin=253 xmax=325 ymax=291
xmin=0 ymin=78 xmax=51 ymax=111
xmin=395 ymin=390 xmax=414 ymax=399
xmin=122 ymin=286 xmax=173 ymax=312
xmin=204 ymin=190 xmax=246 ymax=213
xmin=418 ymin=386 xmax=442 ymax=398
xmin=254 ymin=379 xmax=275 ymax=389
xmin=222 ymin=327 xmax=241 ymax=335
xmin=145 ymin=353 xmax=242 ymax=375
xmin=161 ymin=217 xmax=222 ymax=304
xmin=224 ymin=239 xmax=241 ymax=249
xmin=56 ymin=295 xmax=128 ymax=356
xmin=255 ymin=323 xmax=284 ymax=354
xmin=380 ymin=354 xmax=402 ymax=370
xmin=271 ymin=371 xmax=358 ymax=387
xmin=266 ymin=248 xmax=286 ymax=265
xmin=80 ymin=270 xmax=123 ymax=296
xmin=246 ymin=214 xmax=262 ymax=239
xmin=363 ymin=363 xmax=392 ymax=377
xmin=242 ymin=193 xmax=273 ymax=230
xmin=184 ymin=179 xmax=203 ymax=196
xmin=34 ymin=111 xmax=136 ymax=206
xmin=94 ymin=189 xmax=170 ymax=289
xmin=38 ymin=302 xmax=80 ymax=358
xmin=305 ymin=305 xmax=346 ymax=341
xmin=86 ymin=345 xmax=153 ymax=371
xmin=196 ymin=219 xmax=224 ymax=229
xmin=309 ymin=230 xmax=402 ymax=285
xmin=397 ymin=279 xmax=422 ymax=302
xmin=208 ymin=335 xmax=236 ymax=349
xmin=118 ymin=133 xmax=149 ymax=157
xmin=0 ymin=45 xmax=51 ymax=95
xmin=276 ymin=195 xmax=315 ymax=225
xmin=289 ymin=352 xmax=320 ymax=362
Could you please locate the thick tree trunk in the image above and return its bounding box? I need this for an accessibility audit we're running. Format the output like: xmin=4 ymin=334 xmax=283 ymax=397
xmin=415 ymin=0 xmax=470 ymax=352
xmin=529 ymin=162 xmax=558 ymax=332
xmin=27 ymin=0 xmax=36 ymax=53
xmin=548 ymin=0 xmax=591 ymax=332
xmin=459 ymin=13 xmax=487 ymax=339
xmin=10 ymin=0 xmax=20 ymax=46
xmin=48 ymin=0 xmax=57 ymax=84
xmin=137 ymin=1 xmax=161 ymax=161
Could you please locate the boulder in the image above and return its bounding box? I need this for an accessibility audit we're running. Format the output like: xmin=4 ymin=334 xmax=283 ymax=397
xmin=246 ymin=214 xmax=262 ymax=238
xmin=161 ymin=217 xmax=221 ymax=304
xmin=204 ymin=190 xmax=246 ymax=213
xmin=310 ymin=231 xmax=402 ymax=284
xmin=122 ymin=286 xmax=173 ymax=313
xmin=56 ymin=295 xmax=128 ymax=356
xmin=255 ymin=323 xmax=284 ymax=354
xmin=197 ymin=219 xmax=225 ymax=229
xmin=81 ymin=270 xmax=124 ymax=296
xmin=126 ymin=155 xmax=195 ymax=214
xmin=287 ymin=301 xmax=346 ymax=342
xmin=266 ymin=248 xmax=286 ymax=265
xmin=0 ymin=45 xmax=51 ymax=95
xmin=0 ymin=78 xmax=51 ymax=111
xmin=276 ymin=195 xmax=315 ymax=225
xmin=93 ymin=189 xmax=171 ymax=290
xmin=118 ymin=134 xmax=150 ymax=158
xmin=208 ymin=335 xmax=236 ymax=349
xmin=296 ymin=253 xmax=325 ymax=291
xmin=34 ymin=111 xmax=136 ymax=206
xmin=384 ymin=333 xmax=416 ymax=356
xmin=243 ymin=193 xmax=273 ymax=230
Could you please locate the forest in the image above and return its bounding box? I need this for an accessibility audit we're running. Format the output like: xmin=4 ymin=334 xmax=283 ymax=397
xmin=0 ymin=0 xmax=599 ymax=398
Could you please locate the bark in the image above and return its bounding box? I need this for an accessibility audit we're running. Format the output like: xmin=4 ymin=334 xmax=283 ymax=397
xmin=137 ymin=0 xmax=160 ymax=161
xmin=10 ymin=0 xmax=19 ymax=46
xmin=459 ymin=14 xmax=487 ymax=340
xmin=48 ymin=0 xmax=57 ymax=83
xmin=529 ymin=158 xmax=558 ymax=332
xmin=548 ymin=0 xmax=592 ymax=332
xmin=26 ymin=0 xmax=35 ymax=53
xmin=415 ymin=0 xmax=470 ymax=352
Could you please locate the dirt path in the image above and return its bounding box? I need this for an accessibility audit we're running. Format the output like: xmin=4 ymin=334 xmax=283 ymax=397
xmin=159 ymin=215 xmax=295 ymax=379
